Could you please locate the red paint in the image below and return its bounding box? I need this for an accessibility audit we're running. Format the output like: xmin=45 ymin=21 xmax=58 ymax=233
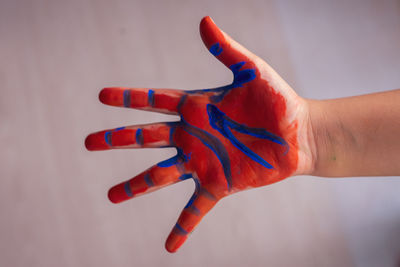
xmin=110 ymin=129 xmax=136 ymax=146
xmin=99 ymin=87 xmax=184 ymax=114
xmin=85 ymin=124 xmax=173 ymax=150
xmin=166 ymin=234 xmax=187 ymax=253
xmin=86 ymin=16 xmax=302 ymax=253
xmin=108 ymin=182 xmax=129 ymax=204
xmin=108 ymin=164 xmax=182 ymax=204
xmin=85 ymin=130 xmax=109 ymax=150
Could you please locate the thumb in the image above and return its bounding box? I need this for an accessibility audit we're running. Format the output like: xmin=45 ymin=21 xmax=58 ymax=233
xmin=200 ymin=16 xmax=258 ymax=70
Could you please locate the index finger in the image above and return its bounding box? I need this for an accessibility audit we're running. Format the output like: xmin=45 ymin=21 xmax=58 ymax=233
xmin=99 ymin=87 xmax=187 ymax=115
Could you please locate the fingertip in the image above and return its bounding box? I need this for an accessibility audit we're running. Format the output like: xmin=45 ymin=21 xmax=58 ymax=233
xmin=200 ymin=15 xmax=213 ymax=28
xmin=108 ymin=185 xmax=125 ymax=204
xmin=199 ymin=15 xmax=215 ymax=39
xmin=199 ymin=15 xmax=224 ymax=52
xmin=165 ymin=243 xmax=177 ymax=253
xmin=84 ymin=132 xmax=109 ymax=151
xmin=99 ymin=87 xmax=111 ymax=104
xmin=165 ymin=232 xmax=187 ymax=253
xmin=84 ymin=134 xmax=95 ymax=151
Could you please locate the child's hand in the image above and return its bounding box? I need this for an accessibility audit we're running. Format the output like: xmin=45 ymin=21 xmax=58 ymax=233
xmin=85 ymin=16 xmax=315 ymax=253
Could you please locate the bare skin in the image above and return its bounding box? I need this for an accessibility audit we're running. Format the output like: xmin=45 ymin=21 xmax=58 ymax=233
xmin=307 ymin=89 xmax=400 ymax=177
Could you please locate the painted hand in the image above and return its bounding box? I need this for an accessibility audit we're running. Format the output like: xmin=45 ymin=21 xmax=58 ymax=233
xmin=85 ymin=16 xmax=314 ymax=253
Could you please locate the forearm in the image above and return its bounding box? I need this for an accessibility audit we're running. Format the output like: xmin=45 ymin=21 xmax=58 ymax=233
xmin=307 ymin=89 xmax=400 ymax=177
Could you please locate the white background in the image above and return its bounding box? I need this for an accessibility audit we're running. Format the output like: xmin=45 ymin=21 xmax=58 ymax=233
xmin=1 ymin=0 xmax=400 ymax=266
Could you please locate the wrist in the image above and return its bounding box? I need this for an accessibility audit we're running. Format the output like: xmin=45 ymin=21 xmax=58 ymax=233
xmin=291 ymin=97 xmax=319 ymax=176
xmin=305 ymin=98 xmax=331 ymax=176
xmin=305 ymin=98 xmax=351 ymax=177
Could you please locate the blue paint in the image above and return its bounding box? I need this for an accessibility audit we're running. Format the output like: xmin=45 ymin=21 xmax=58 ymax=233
xmin=210 ymin=62 xmax=256 ymax=102
xmin=177 ymin=95 xmax=187 ymax=113
xmin=186 ymin=61 xmax=256 ymax=103
xmin=180 ymin=175 xmax=212 ymax=215
xmin=168 ymin=123 xmax=177 ymax=146
xmin=135 ymin=128 xmax=143 ymax=145
xmin=104 ymin=127 xmax=125 ymax=146
xmin=123 ymin=90 xmax=131 ymax=107
xmin=157 ymin=148 xmax=189 ymax=168
xmin=190 ymin=206 xmax=201 ymax=215
xmin=148 ymin=89 xmax=155 ymax=107
xmin=124 ymin=181 xmax=133 ymax=197
xmin=178 ymin=173 xmax=192 ymax=180
xmin=230 ymin=62 xmax=257 ymax=88
xmin=174 ymin=223 xmax=188 ymax=235
xmin=222 ymin=123 xmax=274 ymax=169
xmin=157 ymin=156 xmax=179 ymax=168
xmin=104 ymin=131 xmax=112 ymax=146
xmin=185 ymin=178 xmax=201 ymax=209
xmin=144 ymin=173 xmax=154 ymax=187
xmin=225 ymin=117 xmax=289 ymax=154
xmin=209 ymin=42 xmax=223 ymax=56
xmin=185 ymin=191 xmax=202 ymax=216
xmin=184 ymin=179 xmax=208 ymax=215
xmin=185 ymin=192 xmax=198 ymax=209
xmin=193 ymin=177 xmax=201 ymax=189
xmin=226 ymin=119 xmax=286 ymax=145
xmin=200 ymin=188 xmax=217 ymax=201
xmin=207 ymin=104 xmax=289 ymax=169
xmin=166 ymin=121 xmax=180 ymax=146
xmin=181 ymin=118 xmax=232 ymax=190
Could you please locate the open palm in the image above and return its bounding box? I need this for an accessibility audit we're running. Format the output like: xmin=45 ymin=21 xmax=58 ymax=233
xmin=85 ymin=16 xmax=314 ymax=252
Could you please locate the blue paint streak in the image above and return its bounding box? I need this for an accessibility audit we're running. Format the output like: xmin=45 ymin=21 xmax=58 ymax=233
xmin=226 ymin=118 xmax=289 ymax=155
xmin=166 ymin=122 xmax=180 ymax=146
xmin=207 ymin=104 xmax=289 ymax=169
xmin=157 ymin=148 xmax=189 ymax=168
xmin=104 ymin=131 xmax=112 ymax=146
xmin=193 ymin=177 xmax=201 ymax=189
xmin=184 ymin=179 xmax=206 ymax=215
xmin=123 ymin=90 xmax=131 ymax=107
xmin=185 ymin=197 xmax=201 ymax=215
xmin=174 ymin=223 xmax=188 ymax=235
xmin=104 ymin=127 xmax=125 ymax=146
xmin=178 ymin=174 xmax=192 ymax=181
xmin=190 ymin=206 xmax=201 ymax=216
xmin=169 ymin=124 xmax=177 ymax=146
xmin=177 ymin=95 xmax=187 ymax=113
xmin=185 ymin=61 xmax=256 ymax=103
xmin=210 ymin=62 xmax=256 ymax=102
xmin=144 ymin=173 xmax=154 ymax=187
xmin=185 ymin=192 xmax=197 ymax=209
xmin=181 ymin=119 xmax=232 ymax=190
xmin=222 ymin=123 xmax=274 ymax=169
xmin=157 ymin=157 xmax=179 ymax=167
xmin=135 ymin=128 xmax=143 ymax=145
xmin=148 ymin=89 xmax=155 ymax=107
xmin=200 ymin=188 xmax=217 ymax=201
xmin=231 ymin=62 xmax=256 ymax=88
xmin=124 ymin=182 xmax=133 ymax=197
xmin=209 ymin=42 xmax=223 ymax=56
xmin=225 ymin=119 xmax=287 ymax=146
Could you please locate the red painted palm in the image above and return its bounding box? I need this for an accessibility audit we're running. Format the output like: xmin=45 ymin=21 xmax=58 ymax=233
xmin=85 ymin=16 xmax=314 ymax=253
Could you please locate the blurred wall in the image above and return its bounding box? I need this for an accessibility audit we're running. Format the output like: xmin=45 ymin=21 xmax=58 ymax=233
xmin=1 ymin=0 xmax=400 ymax=266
